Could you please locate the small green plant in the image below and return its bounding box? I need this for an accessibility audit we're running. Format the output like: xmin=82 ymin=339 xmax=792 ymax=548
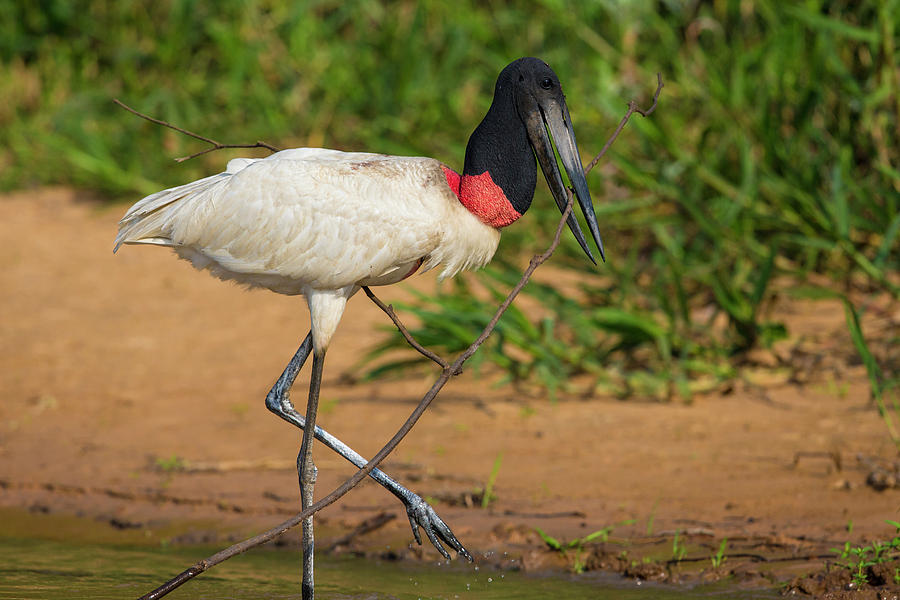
xmin=573 ymin=552 xmax=588 ymax=573
xmin=535 ymin=527 xmax=564 ymax=552
xmin=672 ymin=530 xmax=687 ymax=562
xmin=318 ymin=397 xmax=339 ymax=416
xmin=710 ymin=538 xmax=728 ymax=569
xmin=152 ymin=454 xmax=186 ymax=490
xmin=536 ymin=519 xmax=637 ymax=574
xmin=848 ymin=546 xmax=876 ymax=588
xmin=154 ymin=454 xmax=186 ymax=473
xmin=228 ymin=402 xmax=249 ymax=418
xmin=834 ymin=540 xmax=852 ymax=561
xmin=481 ymin=452 xmax=504 ymax=509
xmin=822 ymin=375 xmax=849 ymax=399
xmin=830 ymin=520 xmax=900 ymax=587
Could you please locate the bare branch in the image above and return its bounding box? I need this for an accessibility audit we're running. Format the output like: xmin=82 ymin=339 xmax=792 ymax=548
xmin=134 ymin=72 xmax=663 ymax=600
xmin=362 ymin=286 xmax=451 ymax=370
xmin=632 ymin=72 xmax=664 ymax=117
xmin=173 ymin=142 xmax=281 ymax=163
xmin=137 ymin=192 xmax=578 ymax=600
xmin=585 ymin=72 xmax=663 ymax=174
xmin=325 ymin=512 xmax=396 ymax=552
xmin=113 ymin=99 xmax=281 ymax=161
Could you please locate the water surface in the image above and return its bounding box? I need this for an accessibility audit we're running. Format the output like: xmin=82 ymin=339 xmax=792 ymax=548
xmin=0 ymin=535 xmax=784 ymax=600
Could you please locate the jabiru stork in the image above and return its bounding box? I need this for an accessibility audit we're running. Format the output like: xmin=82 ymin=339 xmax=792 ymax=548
xmin=115 ymin=57 xmax=604 ymax=598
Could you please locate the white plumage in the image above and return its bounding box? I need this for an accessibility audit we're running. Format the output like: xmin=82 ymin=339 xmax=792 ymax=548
xmin=115 ymin=148 xmax=500 ymax=349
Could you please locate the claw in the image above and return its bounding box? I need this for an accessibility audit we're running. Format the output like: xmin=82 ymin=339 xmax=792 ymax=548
xmin=422 ymin=522 xmax=450 ymax=560
xmin=407 ymin=511 xmax=423 ymax=546
xmin=401 ymin=492 xmax=473 ymax=562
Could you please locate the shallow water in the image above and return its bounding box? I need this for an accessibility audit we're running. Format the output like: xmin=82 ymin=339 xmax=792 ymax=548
xmin=0 ymin=536 xmax=781 ymax=600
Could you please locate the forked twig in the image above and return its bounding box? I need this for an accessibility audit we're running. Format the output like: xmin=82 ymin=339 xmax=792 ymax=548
xmin=113 ymin=99 xmax=281 ymax=162
xmin=138 ymin=188 xmax=579 ymax=600
xmin=132 ymin=74 xmax=663 ymax=600
xmin=586 ymin=72 xmax=663 ymax=173
xmin=362 ymin=286 xmax=451 ymax=371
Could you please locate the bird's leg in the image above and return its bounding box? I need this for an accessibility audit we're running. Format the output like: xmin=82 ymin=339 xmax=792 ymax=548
xmin=298 ymin=348 xmax=325 ymax=600
xmin=266 ymin=333 xmax=314 ymax=414
xmin=265 ymin=333 xmax=472 ymax=561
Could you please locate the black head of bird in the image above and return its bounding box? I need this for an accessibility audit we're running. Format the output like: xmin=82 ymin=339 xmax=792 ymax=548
xmin=460 ymin=56 xmax=605 ymax=263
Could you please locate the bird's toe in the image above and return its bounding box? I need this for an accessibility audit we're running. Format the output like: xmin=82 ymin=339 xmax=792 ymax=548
xmin=404 ymin=496 xmax=471 ymax=561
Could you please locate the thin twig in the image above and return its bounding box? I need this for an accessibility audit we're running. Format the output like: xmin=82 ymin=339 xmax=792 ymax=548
xmin=324 ymin=512 xmax=396 ymax=552
xmin=137 ymin=190 xmax=578 ymax=600
xmin=585 ymin=72 xmax=663 ymax=174
xmin=362 ymin=286 xmax=451 ymax=370
xmin=112 ymin=99 xmax=281 ymax=162
xmin=134 ymin=74 xmax=663 ymax=600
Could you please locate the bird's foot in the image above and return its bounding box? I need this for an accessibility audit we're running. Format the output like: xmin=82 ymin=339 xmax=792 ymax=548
xmin=403 ymin=492 xmax=472 ymax=561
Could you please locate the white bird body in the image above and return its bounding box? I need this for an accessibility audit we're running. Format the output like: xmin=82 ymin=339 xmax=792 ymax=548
xmin=116 ymin=148 xmax=500 ymax=349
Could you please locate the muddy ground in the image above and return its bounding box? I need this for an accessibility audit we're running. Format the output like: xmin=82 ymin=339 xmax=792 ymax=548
xmin=2 ymin=187 xmax=900 ymax=597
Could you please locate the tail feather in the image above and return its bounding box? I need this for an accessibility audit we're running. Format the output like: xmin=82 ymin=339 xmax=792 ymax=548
xmin=114 ymin=172 xmax=228 ymax=252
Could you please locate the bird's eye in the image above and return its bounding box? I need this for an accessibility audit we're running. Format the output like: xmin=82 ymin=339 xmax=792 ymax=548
xmin=540 ymin=77 xmax=553 ymax=90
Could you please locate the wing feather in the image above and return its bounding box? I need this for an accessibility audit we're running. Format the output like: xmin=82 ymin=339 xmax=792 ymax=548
xmin=116 ymin=149 xmax=498 ymax=293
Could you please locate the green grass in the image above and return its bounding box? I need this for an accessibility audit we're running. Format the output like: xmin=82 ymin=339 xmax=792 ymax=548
xmin=710 ymin=538 xmax=727 ymax=570
xmin=831 ymin=520 xmax=900 ymax=588
xmin=672 ymin=530 xmax=687 ymax=562
xmin=536 ymin=519 xmax=636 ymax=573
xmin=153 ymin=454 xmax=187 ymax=473
xmin=2 ymin=0 xmax=652 ymax=196
xmin=481 ymin=451 xmax=504 ymax=509
xmin=3 ymin=2 xmax=899 ymax=432
xmin=356 ymin=1 xmax=900 ymax=411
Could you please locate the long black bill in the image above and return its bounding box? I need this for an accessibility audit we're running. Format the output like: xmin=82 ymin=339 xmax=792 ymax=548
xmin=525 ymin=98 xmax=605 ymax=263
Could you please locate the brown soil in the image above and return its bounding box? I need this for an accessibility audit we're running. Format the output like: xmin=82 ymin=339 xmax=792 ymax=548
xmin=3 ymin=187 xmax=900 ymax=597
